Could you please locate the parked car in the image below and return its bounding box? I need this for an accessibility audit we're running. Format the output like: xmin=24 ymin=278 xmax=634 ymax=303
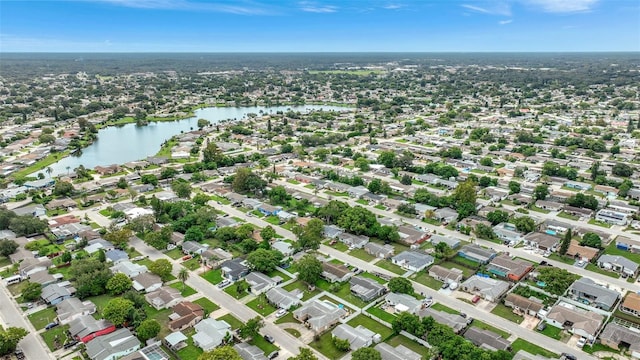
xmin=63 ymin=339 xmax=79 ymax=349
xmin=218 ymin=280 xmax=231 ymax=289
xmin=536 ymin=322 xmax=547 ymax=331
xmin=576 ymin=337 xmax=587 ymax=348
xmin=267 ymin=351 xmax=279 ymax=360
xmin=45 ymin=322 xmax=59 ymax=330
xmin=576 ymin=260 xmax=586 ymax=268
xmin=14 ymin=348 xmax=24 ymax=360
xmin=264 ymin=334 xmax=275 ymax=343
xmin=448 ymin=282 xmax=458 ymax=290
xmin=561 ymin=353 xmax=577 ymax=360
xmin=441 ymin=282 xmax=449 ymax=290
xmin=471 ymin=295 xmax=481 ymax=304
xmin=275 ymin=309 xmax=287 ymax=318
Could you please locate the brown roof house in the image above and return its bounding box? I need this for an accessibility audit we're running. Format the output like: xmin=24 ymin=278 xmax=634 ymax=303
xmin=321 ymin=262 xmax=352 ymax=283
xmin=428 ymin=265 xmax=463 ymax=284
xmin=145 ymin=287 xmax=183 ymax=310
xmin=544 ymin=303 xmax=604 ymax=341
xmin=503 ymin=293 xmax=544 ymax=316
xmin=620 ymin=292 xmax=640 ymax=317
xmin=599 ymin=322 xmax=640 ymax=357
xmin=168 ymin=301 xmax=205 ymax=332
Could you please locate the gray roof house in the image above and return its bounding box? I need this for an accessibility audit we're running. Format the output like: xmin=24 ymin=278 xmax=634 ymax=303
xmin=104 ymin=249 xmax=128 ymax=264
xmin=293 ymin=300 xmax=347 ymax=333
xmin=391 ymin=251 xmax=434 ymax=272
xmin=464 ymin=327 xmax=511 ymax=351
xmin=384 ymin=293 xmax=423 ymax=315
xmin=418 ymin=307 xmax=468 ymax=334
xmin=245 ymin=272 xmax=281 ymax=296
xmin=597 ymin=254 xmax=639 ymax=278
xmin=323 ymin=225 xmax=344 ymax=239
xmin=234 ymin=342 xmax=267 ymax=360
xmin=331 ymin=323 xmax=377 ymax=350
xmin=349 ymin=276 xmax=386 ymax=302
xmin=599 ymin=322 xmax=640 ymax=356
xmin=110 ymin=261 xmax=148 ymax=279
xmin=42 ymin=283 xmax=75 ymax=305
xmin=56 ymin=298 xmax=96 ymax=325
xmin=545 ymin=303 xmax=604 ymax=340
xmin=132 ymin=272 xmax=162 ymax=293
xmin=430 ymin=234 xmax=461 ymax=249
xmin=69 ymin=315 xmax=114 ymax=342
xmin=428 ymin=265 xmax=463 ymax=284
xmin=85 ymin=328 xmax=140 ymax=360
xmin=524 ymin=232 xmax=559 ymax=251
xmin=182 ymin=241 xmax=208 ymax=255
xmin=337 ymin=232 xmax=369 ymax=249
xmin=434 ymin=207 xmax=458 ymax=222
xmin=458 ymin=244 xmax=497 ymax=264
xmin=513 ymin=350 xmax=553 ymax=360
xmin=266 ymin=287 xmax=301 ymax=310
xmin=321 ymin=262 xmax=352 ymax=283
xmin=460 ymin=275 xmax=510 ymax=302
xmin=19 ymin=257 xmax=52 ymax=277
xmin=272 ymin=241 xmax=294 ymax=257
xmin=567 ymin=278 xmax=620 ymax=311
xmin=374 ymin=343 xmax=421 ymax=360
xmin=145 ymin=286 xmax=184 ymax=310
xmin=364 ymin=242 xmax=394 ymax=259
xmin=221 ymin=257 xmax=249 ymax=281
xmin=192 ymin=318 xmax=232 ymax=351
xmin=493 ymin=223 xmax=526 ymax=245
xmin=347 ymin=186 xmax=369 ymax=199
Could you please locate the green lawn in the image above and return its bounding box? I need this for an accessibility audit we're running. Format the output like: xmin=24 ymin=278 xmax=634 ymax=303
xmin=201 ymin=269 xmax=223 ymax=285
xmin=250 ymin=335 xmax=279 ymax=355
xmin=358 ymin=271 xmax=387 ymax=284
xmin=324 ymin=240 xmax=348 ymax=252
xmin=585 ymin=263 xmax=620 ymax=278
xmin=439 ymin=260 xmax=476 ymax=278
xmin=266 ymin=268 xmax=292 ymax=282
xmin=165 ymin=248 xmax=184 ymax=260
xmin=283 ymin=280 xmax=321 ymax=301
xmin=309 ymin=329 xmax=347 ymax=360
xmin=287 ymin=179 xmax=301 ymax=185
xmin=28 ymin=307 xmax=57 ymax=330
xmin=216 ymin=313 xmax=243 ymax=329
xmin=490 ymin=303 xmax=523 ymax=324
xmin=386 ymin=335 xmax=430 ymax=360
xmin=431 ymin=303 xmax=458 ymax=314
xmin=41 ymin=324 xmax=70 ymax=351
xmin=375 ymin=260 xmax=406 ymax=275
xmin=316 ymin=279 xmax=368 ymax=308
xmin=557 ymin=212 xmax=580 ymax=220
xmin=451 ymin=255 xmax=481 ymax=269
xmin=348 ymin=314 xmax=394 ymax=340
xmin=285 ymin=328 xmax=301 ymax=337
xmin=529 ymin=205 xmax=551 ymax=214
xmin=193 ymin=297 xmax=220 ymax=314
xmin=182 ymin=258 xmax=202 ymax=271
xmin=470 ymin=319 xmax=510 ymax=338
xmin=356 ymin=199 xmax=368 ymax=205
xmin=265 ymin=216 xmax=281 ymax=225
xmin=176 ymin=329 xmax=203 ymax=360
xmin=87 ymin=294 xmax=115 ymax=316
xmin=210 ymin=195 xmax=231 ymax=205
xmin=169 ymin=282 xmax=197 ymax=297
xmin=511 ymin=338 xmax=558 ymax=359
xmin=7 ymin=281 xmax=30 ymax=296
xmin=324 ymin=191 xmax=348 ymax=197
xmin=540 ymin=324 xmax=563 ymax=340
xmin=613 ymin=309 xmax=640 ymax=325
xmin=604 ymin=241 xmax=640 ymax=265
xmin=366 ymin=305 xmax=397 ymax=324
xmin=588 ymin=219 xmax=611 ymax=228
xmin=374 ymin=205 xmax=386 ymax=210
xmin=548 ymin=253 xmax=576 ymax=265
xmin=274 ymin=312 xmax=298 ymax=325
xmin=224 ymin=281 xmax=250 ymax=299
xmin=246 ymin=295 xmax=277 ymax=316
xmin=582 ymin=342 xmax=620 ymax=355
xmin=411 ymin=272 xmax=443 ymax=290
xmin=349 ymin=248 xmax=376 ymax=262
xmin=0 ymin=257 xmax=12 ymax=268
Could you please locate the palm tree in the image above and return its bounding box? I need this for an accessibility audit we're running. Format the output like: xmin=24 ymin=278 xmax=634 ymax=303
xmin=65 ymin=166 xmax=70 ymax=175
xmin=45 ymin=167 xmax=53 ymax=178
xmin=178 ymin=268 xmax=189 ymax=291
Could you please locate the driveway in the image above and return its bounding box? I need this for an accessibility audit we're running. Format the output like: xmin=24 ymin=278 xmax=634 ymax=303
xmin=520 ymin=315 xmax=539 ymax=330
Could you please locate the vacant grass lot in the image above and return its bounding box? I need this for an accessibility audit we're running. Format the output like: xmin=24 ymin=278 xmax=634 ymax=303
xmin=246 ymin=295 xmax=277 ymax=316
xmin=193 ymin=297 xmax=220 ymax=314
xmin=375 ymin=260 xmax=405 ymax=275
xmin=28 ymin=307 xmax=57 ymax=330
xmin=411 ymin=272 xmax=443 ymax=290
xmin=283 ymin=280 xmax=321 ymax=301
xmin=201 ymin=269 xmax=223 ymax=285
xmin=431 ymin=303 xmax=459 ymax=314
xmin=169 ymin=282 xmax=197 ymax=297
xmin=309 ymin=329 xmax=347 ymax=360
xmin=41 ymin=324 xmax=70 ymax=351
xmin=349 ymin=248 xmax=375 ymax=262
xmin=511 ymin=338 xmax=558 ymax=358
xmin=490 ymin=303 xmax=523 ymax=324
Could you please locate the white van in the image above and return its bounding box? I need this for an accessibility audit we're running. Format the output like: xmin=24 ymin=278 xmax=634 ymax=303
xmin=448 ymin=281 xmax=458 ymax=290
xmin=5 ymin=275 xmax=23 ymax=285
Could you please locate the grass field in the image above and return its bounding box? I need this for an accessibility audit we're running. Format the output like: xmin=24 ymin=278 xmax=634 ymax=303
xmin=246 ymin=295 xmax=277 ymax=316
xmin=539 ymin=324 xmax=563 ymax=340
xmin=366 ymin=305 xmax=397 ymax=324
xmin=201 ymin=269 xmax=223 ymax=285
xmin=41 ymin=324 xmax=70 ymax=351
xmin=169 ymin=282 xmax=197 ymax=297
xmin=431 ymin=302 xmax=458 ymax=314
xmin=375 ymin=260 xmax=406 ymax=275
xmin=309 ymin=329 xmax=347 ymax=360
xmin=470 ymin=319 xmax=510 ymax=338
xmin=411 ymin=272 xmax=443 ymax=290
xmin=216 ymin=313 xmax=243 ymax=329
xmin=193 ymin=297 xmax=220 ymax=314
xmin=588 ymin=219 xmax=611 ymax=228
xmin=224 ymin=281 xmax=250 ymax=299
xmin=490 ymin=303 xmax=523 ymax=324
xmin=349 ymin=248 xmax=375 ymax=262
xmin=511 ymin=338 xmax=558 ymax=358
xmin=585 ymin=263 xmax=620 ymax=278
xmin=165 ymin=248 xmax=184 ymax=260
xmin=28 ymin=307 xmax=57 ymax=330
xmin=604 ymin=241 xmax=640 ymax=264
xmin=347 ymin=314 xmax=394 ymax=340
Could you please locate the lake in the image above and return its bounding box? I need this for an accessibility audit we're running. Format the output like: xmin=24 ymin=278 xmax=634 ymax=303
xmin=45 ymin=104 xmax=348 ymax=176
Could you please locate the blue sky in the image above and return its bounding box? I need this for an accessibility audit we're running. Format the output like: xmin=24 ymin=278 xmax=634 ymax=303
xmin=1 ymin=0 xmax=638 ymax=52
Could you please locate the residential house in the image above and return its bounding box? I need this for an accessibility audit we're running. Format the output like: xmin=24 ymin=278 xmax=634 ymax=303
xmin=245 ymin=272 xmax=281 ymax=296
xmin=503 ymin=293 xmax=544 ymax=316
xmin=234 ymin=342 xmax=268 ymax=360
xmin=145 ymin=286 xmax=184 ymax=310
xmin=110 ymin=261 xmax=148 ymax=279
xmin=430 ymin=234 xmax=461 ymax=250
xmin=565 ymin=240 xmax=600 ymax=262
xmin=215 ymin=217 xmax=239 ymax=229
xmin=535 ymin=200 xmax=563 ymax=212
xmin=331 ymin=323 xmax=377 ymax=350
xmin=460 ymin=275 xmax=510 ymax=302
xmin=417 ymin=307 xmax=468 ymax=333
xmin=41 ymin=282 xmax=75 ymax=305
xmin=594 ymin=185 xmax=619 ymax=197
xmin=349 ymin=276 xmax=386 ymax=302
xmin=597 ymin=255 xmax=639 ymax=278
xmin=272 ymin=241 xmax=294 ymax=257
xmin=132 ymin=272 xmax=163 ymax=293
xmin=384 ymin=293 xmax=423 ymax=315
xmin=168 ymin=301 xmax=205 ymax=332
xmin=545 ymin=303 xmax=604 ymax=341
xmin=464 ymin=327 xmax=511 ymax=351
xmin=182 ymin=241 xmax=207 ymax=255
xmin=434 ymin=207 xmax=458 ymax=223
xmin=620 ymin=292 xmax=640 ymax=317
xmin=258 ymin=203 xmax=280 ymax=216
xmin=104 ymin=249 xmax=128 ymax=264
xmin=85 ymin=328 xmax=140 ymax=360
xmin=513 ymin=350 xmax=554 ymax=360
xmin=201 ymin=248 xmax=233 ymax=268
xmin=337 ymin=232 xmax=369 ymax=249
xmin=266 ymin=287 xmax=301 ymax=310
xmin=29 ymin=269 xmax=61 ymax=287
xmin=121 ymin=341 xmax=171 ymax=360
xmin=428 ymin=265 xmax=463 ymax=284
xmin=487 ymin=255 xmax=533 ymax=281
xmin=524 ymin=232 xmax=559 ymax=251
xmin=493 ymin=223 xmax=526 ymax=245
xmin=375 ymin=343 xmax=421 ymax=360
xmin=391 ymin=251 xmax=434 ymax=272
xmin=85 ymin=238 xmax=115 ymax=254
xmin=364 ymin=242 xmax=394 ymax=259
xmin=347 ymin=186 xmax=369 ymax=199
xmin=192 ymin=318 xmax=232 ymax=351
xmin=615 ymin=236 xmax=640 ymax=253
xmin=12 ymin=204 xmax=46 ymax=218
xmin=323 ymin=225 xmax=344 ymax=239
xmin=69 ymin=315 xmax=116 ymax=343
xmin=321 ymin=262 xmax=352 ymax=283
xmin=164 ymin=332 xmax=188 ymax=351
xmin=599 ymin=323 xmax=640 ymax=358
xmin=220 ymin=258 xmax=249 ymax=281
xmin=397 ymin=225 xmax=430 ymax=245
xmin=567 ymin=278 xmax=620 ymax=311
xmin=56 ymin=298 xmax=96 ymax=325
xmin=564 ymin=181 xmax=592 ymax=191
xmin=293 ymin=300 xmax=347 ymax=333
xmin=458 ymin=244 xmax=497 ymax=264
xmin=19 ymin=257 xmax=52 ymax=277
xmin=242 ymin=198 xmax=262 ymax=210
xmin=595 ymin=209 xmax=629 ymax=226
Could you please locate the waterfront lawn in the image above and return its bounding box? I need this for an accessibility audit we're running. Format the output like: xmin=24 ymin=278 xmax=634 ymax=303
xmin=375 ymin=260 xmax=406 ymax=275
xmin=28 ymin=307 xmax=57 ymax=330
xmin=193 ymin=297 xmax=220 ymax=314
xmin=511 ymin=338 xmax=558 ymax=359
xmin=490 ymin=303 xmax=523 ymax=324
xmin=201 ymin=269 xmax=223 ymax=285
xmin=309 ymin=329 xmax=347 ymax=360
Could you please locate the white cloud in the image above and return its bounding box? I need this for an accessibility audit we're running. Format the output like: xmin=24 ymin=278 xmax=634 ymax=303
xmin=298 ymin=1 xmax=337 ymax=13
xmin=499 ymin=19 xmax=513 ymax=25
xmin=523 ymin=0 xmax=599 ymax=13
xmin=461 ymin=2 xmax=511 ymax=16
xmin=87 ymin=0 xmax=273 ymax=15
xmin=383 ymin=4 xmax=404 ymax=10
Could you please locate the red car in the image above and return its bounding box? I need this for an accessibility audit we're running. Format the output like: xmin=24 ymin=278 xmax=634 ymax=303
xmin=472 ymin=295 xmax=481 ymax=304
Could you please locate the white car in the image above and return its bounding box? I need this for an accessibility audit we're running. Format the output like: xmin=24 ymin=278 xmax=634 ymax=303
xmin=218 ymin=280 xmax=231 ymax=289
xmin=576 ymin=337 xmax=587 ymax=348
xmin=275 ymin=309 xmax=287 ymax=318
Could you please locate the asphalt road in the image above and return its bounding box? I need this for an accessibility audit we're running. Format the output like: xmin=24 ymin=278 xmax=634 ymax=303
xmin=0 ymin=284 xmax=53 ymax=360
